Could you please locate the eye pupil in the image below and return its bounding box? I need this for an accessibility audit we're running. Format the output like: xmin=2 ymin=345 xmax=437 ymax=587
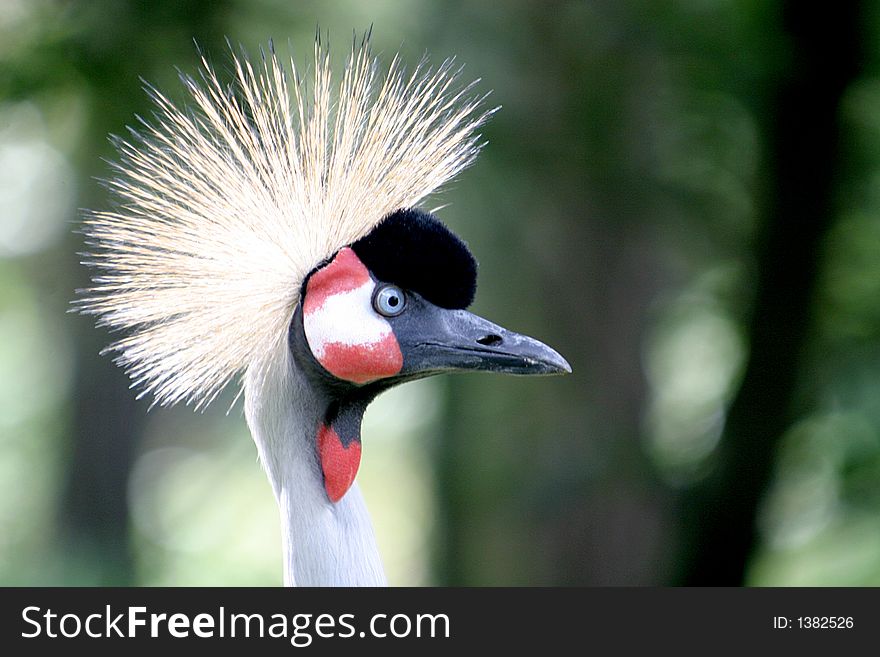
xmin=373 ymin=285 xmax=406 ymax=317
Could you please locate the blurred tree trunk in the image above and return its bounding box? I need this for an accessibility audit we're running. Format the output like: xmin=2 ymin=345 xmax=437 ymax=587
xmin=677 ymin=2 xmax=863 ymax=585
xmin=434 ymin=1 xmax=673 ymax=585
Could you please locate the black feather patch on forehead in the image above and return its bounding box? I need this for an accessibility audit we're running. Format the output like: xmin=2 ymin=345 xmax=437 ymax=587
xmin=351 ymin=208 xmax=477 ymax=309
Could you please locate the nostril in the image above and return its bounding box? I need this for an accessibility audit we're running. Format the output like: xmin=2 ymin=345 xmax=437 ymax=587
xmin=476 ymin=333 xmax=503 ymax=347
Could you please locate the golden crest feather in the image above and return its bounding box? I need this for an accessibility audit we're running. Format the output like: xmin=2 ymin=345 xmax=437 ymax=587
xmin=77 ymin=36 xmax=493 ymax=409
xmin=75 ymin=38 xmax=491 ymax=407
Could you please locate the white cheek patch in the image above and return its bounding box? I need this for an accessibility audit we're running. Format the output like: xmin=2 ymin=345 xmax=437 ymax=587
xmin=304 ymin=280 xmax=392 ymax=359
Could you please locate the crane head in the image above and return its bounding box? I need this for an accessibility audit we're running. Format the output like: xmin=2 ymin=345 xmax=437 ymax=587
xmin=78 ymin=35 xmax=570 ymax=507
xmin=289 ymin=207 xmax=570 ymax=501
xmin=295 ymin=207 xmax=569 ymax=385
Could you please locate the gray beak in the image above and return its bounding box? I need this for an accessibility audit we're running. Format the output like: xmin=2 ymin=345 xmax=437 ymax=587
xmin=398 ymin=306 xmax=571 ymax=377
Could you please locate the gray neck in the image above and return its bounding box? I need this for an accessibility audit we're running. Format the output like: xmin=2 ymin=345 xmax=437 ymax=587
xmin=244 ymin=347 xmax=386 ymax=586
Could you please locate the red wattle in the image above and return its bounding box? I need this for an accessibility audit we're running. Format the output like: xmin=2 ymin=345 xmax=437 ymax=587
xmin=318 ymin=423 xmax=362 ymax=503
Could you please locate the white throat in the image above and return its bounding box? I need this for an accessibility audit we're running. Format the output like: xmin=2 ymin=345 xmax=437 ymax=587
xmin=244 ymin=345 xmax=386 ymax=586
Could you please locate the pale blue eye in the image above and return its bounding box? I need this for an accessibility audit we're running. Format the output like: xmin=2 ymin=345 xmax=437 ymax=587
xmin=373 ymin=285 xmax=406 ymax=317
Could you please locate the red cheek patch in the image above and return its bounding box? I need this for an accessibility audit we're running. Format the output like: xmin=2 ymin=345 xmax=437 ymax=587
xmin=303 ymin=247 xmax=405 ymax=385
xmin=318 ymin=423 xmax=362 ymax=502
xmin=304 ymin=248 xmax=371 ymax=315
xmin=319 ymin=334 xmax=403 ymax=384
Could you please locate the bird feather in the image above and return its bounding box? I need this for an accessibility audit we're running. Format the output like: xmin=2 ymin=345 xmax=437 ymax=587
xmin=76 ymin=35 xmax=494 ymax=409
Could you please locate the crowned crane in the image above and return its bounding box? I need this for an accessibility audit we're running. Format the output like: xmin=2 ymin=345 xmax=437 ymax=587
xmin=78 ymin=35 xmax=570 ymax=586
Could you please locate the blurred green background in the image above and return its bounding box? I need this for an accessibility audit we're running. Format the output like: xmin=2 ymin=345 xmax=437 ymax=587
xmin=2 ymin=0 xmax=880 ymax=586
